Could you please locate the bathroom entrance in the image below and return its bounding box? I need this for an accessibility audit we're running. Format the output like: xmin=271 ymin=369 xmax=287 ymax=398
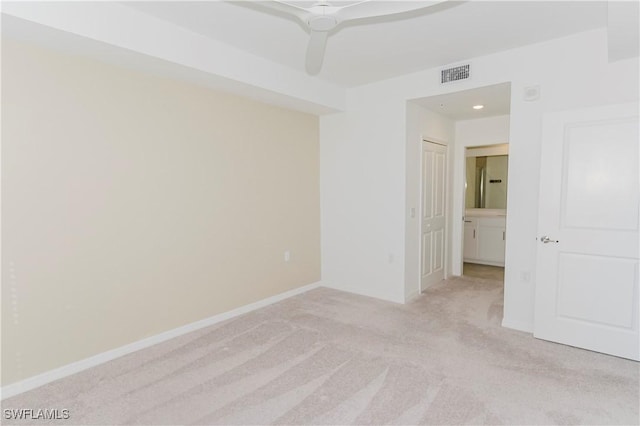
xmin=462 ymin=143 xmax=509 ymax=282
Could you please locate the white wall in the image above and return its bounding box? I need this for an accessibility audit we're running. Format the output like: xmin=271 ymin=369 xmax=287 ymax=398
xmin=405 ymin=103 xmax=455 ymax=301
xmin=320 ymin=97 xmax=407 ymax=303
xmin=456 ymin=115 xmax=511 ymax=146
xmin=320 ymin=29 xmax=639 ymax=331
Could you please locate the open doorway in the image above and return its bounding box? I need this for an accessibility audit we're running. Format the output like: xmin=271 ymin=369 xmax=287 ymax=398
xmin=462 ymin=143 xmax=509 ymax=282
xmin=406 ymin=82 xmax=511 ymax=301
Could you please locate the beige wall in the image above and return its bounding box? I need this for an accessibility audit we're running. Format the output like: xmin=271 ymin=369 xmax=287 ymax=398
xmin=465 ymin=158 xmax=476 ymax=209
xmin=1 ymin=40 xmax=320 ymax=386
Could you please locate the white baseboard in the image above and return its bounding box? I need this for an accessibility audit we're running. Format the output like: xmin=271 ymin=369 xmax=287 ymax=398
xmin=1 ymin=281 xmax=321 ymax=400
xmin=501 ymin=317 xmax=533 ymax=333
xmin=404 ymin=290 xmax=421 ymax=303
xmin=321 ymin=282 xmax=405 ymax=304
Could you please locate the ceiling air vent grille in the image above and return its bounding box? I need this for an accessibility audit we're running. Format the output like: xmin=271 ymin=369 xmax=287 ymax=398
xmin=441 ymin=64 xmax=470 ymax=84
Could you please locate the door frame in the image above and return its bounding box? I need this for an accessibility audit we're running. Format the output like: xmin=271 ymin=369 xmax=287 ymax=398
xmin=419 ymin=138 xmax=449 ymax=294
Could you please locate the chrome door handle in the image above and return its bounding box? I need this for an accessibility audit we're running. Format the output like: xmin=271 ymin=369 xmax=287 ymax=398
xmin=540 ymin=235 xmax=559 ymax=244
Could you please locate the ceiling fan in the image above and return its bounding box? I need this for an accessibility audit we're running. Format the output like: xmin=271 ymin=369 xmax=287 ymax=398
xmin=243 ymin=1 xmax=446 ymax=75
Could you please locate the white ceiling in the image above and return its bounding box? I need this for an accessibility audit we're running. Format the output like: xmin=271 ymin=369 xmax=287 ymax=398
xmin=123 ymin=1 xmax=609 ymax=87
xmin=413 ymin=82 xmax=511 ymax=121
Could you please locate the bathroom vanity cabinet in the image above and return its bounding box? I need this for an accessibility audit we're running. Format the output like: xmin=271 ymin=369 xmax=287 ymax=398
xmin=463 ymin=215 xmax=506 ymax=266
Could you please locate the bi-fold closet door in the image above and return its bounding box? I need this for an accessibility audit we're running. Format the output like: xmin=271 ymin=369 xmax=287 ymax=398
xmin=421 ymin=140 xmax=447 ymax=290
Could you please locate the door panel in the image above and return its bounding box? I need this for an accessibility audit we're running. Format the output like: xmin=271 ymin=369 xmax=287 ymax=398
xmin=435 ymin=153 xmax=445 ymax=217
xmin=557 ymin=254 xmax=637 ymax=329
xmin=534 ymin=103 xmax=639 ymax=360
xmin=422 ymin=232 xmax=433 ymax=276
xmin=434 ymin=229 xmax=444 ymax=272
xmin=421 ymin=141 xmax=447 ymax=290
xmin=563 ymin=121 xmax=639 ymax=230
xmin=423 ymin=150 xmax=434 ymax=220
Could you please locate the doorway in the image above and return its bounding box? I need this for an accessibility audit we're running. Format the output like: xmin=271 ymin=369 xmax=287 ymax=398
xmin=462 ymin=143 xmax=509 ymax=283
xmin=406 ymin=82 xmax=512 ymax=301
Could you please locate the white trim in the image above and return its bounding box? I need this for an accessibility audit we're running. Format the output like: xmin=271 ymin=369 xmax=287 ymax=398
xmin=464 ymin=208 xmax=506 ymax=217
xmin=1 ymin=281 xmax=322 ymax=400
xmin=421 ymin=137 xmax=448 ymax=147
xmin=465 ymin=143 xmax=509 ymax=157
xmin=502 ymin=317 xmax=533 ymax=333
xmin=404 ymin=289 xmax=421 ymax=303
xmin=463 ymin=260 xmax=505 ymax=267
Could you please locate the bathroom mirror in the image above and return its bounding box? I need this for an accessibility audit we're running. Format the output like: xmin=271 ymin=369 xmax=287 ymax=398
xmin=465 ymin=155 xmax=509 ymax=209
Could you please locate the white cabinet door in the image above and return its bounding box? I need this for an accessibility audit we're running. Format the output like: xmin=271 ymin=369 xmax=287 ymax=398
xmin=534 ymin=103 xmax=639 ymax=361
xmin=463 ymin=219 xmax=477 ymax=260
xmin=477 ymin=218 xmax=506 ymax=263
xmin=464 ymin=216 xmax=505 ymax=265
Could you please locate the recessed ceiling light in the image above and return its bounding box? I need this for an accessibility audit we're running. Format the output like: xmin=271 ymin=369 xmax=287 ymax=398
xmin=473 ymin=105 xmax=484 ymax=110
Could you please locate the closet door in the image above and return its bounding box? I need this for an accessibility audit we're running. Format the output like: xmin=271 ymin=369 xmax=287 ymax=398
xmin=421 ymin=141 xmax=447 ymax=290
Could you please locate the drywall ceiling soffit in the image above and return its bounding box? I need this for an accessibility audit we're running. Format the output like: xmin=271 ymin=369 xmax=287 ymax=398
xmin=123 ymin=1 xmax=609 ymax=87
xmin=2 ymin=1 xmax=615 ymax=102
xmin=607 ymin=0 xmax=640 ymax=62
xmin=412 ymin=82 xmax=511 ymax=121
xmin=0 ymin=2 xmax=346 ymax=115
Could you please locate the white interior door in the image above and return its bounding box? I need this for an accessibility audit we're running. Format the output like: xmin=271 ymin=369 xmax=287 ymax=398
xmin=421 ymin=141 xmax=447 ymax=291
xmin=534 ymin=102 xmax=639 ymax=360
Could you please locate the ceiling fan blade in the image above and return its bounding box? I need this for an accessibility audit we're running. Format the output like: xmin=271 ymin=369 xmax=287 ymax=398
xmin=337 ymin=0 xmax=446 ymax=22
xmin=305 ymin=30 xmax=328 ymax=75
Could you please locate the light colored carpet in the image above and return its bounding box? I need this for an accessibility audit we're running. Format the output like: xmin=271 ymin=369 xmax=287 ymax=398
xmin=3 ymin=277 xmax=639 ymax=425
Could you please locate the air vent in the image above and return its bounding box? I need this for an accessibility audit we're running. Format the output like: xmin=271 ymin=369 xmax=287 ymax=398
xmin=441 ymin=64 xmax=470 ymax=84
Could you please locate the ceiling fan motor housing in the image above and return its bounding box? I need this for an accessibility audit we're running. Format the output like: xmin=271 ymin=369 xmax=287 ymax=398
xmin=308 ymin=15 xmax=338 ymax=31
